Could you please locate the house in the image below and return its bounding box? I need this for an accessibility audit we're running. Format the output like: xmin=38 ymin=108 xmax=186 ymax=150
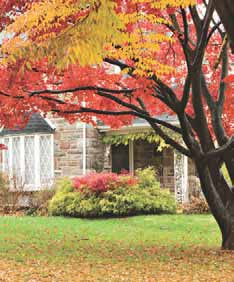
xmin=0 ymin=113 xmax=198 ymax=203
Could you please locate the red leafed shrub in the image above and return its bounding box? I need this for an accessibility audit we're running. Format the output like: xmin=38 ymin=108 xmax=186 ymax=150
xmin=73 ymin=172 xmax=138 ymax=193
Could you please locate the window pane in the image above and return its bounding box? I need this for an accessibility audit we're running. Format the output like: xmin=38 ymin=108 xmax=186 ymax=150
xmin=40 ymin=135 xmax=52 ymax=184
xmin=3 ymin=138 xmax=10 ymax=173
xmin=25 ymin=136 xmax=35 ymax=185
xmin=12 ymin=137 xmax=21 ymax=181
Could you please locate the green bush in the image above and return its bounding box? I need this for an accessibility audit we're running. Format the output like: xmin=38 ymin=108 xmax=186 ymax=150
xmin=136 ymin=167 xmax=160 ymax=190
xmin=56 ymin=177 xmax=74 ymax=193
xmin=48 ymin=168 xmax=176 ymax=217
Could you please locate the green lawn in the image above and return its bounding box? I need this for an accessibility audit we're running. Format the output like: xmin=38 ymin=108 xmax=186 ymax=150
xmin=0 ymin=215 xmax=233 ymax=281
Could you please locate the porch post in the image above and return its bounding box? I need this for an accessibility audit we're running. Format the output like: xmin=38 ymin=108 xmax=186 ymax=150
xmin=82 ymin=122 xmax=86 ymax=175
xmin=103 ymin=144 xmax=112 ymax=172
xmin=183 ymin=155 xmax=189 ymax=202
xmin=174 ymin=151 xmax=189 ymax=203
xmin=129 ymin=140 xmax=134 ymax=175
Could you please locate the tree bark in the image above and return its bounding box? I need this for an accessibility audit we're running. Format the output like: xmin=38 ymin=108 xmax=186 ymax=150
xmin=222 ymin=220 xmax=234 ymax=250
xmin=196 ymin=161 xmax=234 ymax=250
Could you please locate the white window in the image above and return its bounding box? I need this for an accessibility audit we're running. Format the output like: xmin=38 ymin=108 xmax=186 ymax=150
xmin=2 ymin=134 xmax=54 ymax=190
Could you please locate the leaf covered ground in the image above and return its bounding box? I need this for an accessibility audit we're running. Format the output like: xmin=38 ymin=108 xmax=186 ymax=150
xmin=0 ymin=215 xmax=233 ymax=281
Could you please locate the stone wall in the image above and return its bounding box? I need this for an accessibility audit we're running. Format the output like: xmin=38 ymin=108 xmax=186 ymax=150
xmin=50 ymin=117 xmax=104 ymax=179
xmin=86 ymin=126 xmax=105 ymax=173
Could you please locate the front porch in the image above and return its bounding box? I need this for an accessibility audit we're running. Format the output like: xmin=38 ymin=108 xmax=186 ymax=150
xmin=101 ymin=128 xmax=195 ymax=203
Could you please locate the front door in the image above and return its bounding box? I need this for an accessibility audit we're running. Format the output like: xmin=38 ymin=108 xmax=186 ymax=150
xmin=111 ymin=144 xmax=129 ymax=173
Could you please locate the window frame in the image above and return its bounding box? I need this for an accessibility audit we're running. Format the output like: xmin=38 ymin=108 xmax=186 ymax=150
xmin=2 ymin=133 xmax=54 ymax=191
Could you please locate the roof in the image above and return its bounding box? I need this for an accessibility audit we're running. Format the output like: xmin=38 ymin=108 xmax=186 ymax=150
xmin=0 ymin=113 xmax=55 ymax=136
xmin=97 ymin=114 xmax=178 ymax=132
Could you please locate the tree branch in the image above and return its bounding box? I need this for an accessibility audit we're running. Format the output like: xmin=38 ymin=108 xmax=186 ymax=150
xmin=37 ymin=92 xmax=182 ymax=134
xmin=192 ymin=0 xmax=214 ymax=68
xmin=29 ymin=86 xmax=135 ymax=97
xmin=104 ymin=58 xmax=131 ymax=71
xmin=203 ymin=137 xmax=234 ymax=162
xmin=189 ymin=5 xmax=202 ymax=35
xmin=181 ymin=74 xmax=192 ymax=110
xmin=206 ymin=21 xmax=222 ymax=45
xmin=180 ymin=7 xmax=189 ymax=47
xmin=52 ymin=107 xmax=135 ymax=116
xmin=147 ymin=120 xmax=191 ymax=157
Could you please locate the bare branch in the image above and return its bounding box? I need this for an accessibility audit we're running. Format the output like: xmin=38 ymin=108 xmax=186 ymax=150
xmin=29 ymin=86 xmax=135 ymax=97
xmin=180 ymin=7 xmax=189 ymax=47
xmin=192 ymin=0 xmax=215 ymax=68
xmin=189 ymin=5 xmax=202 ymax=34
xmin=38 ymin=92 xmax=182 ymax=134
xmin=147 ymin=120 xmax=191 ymax=157
xmin=203 ymin=137 xmax=234 ymax=162
xmin=206 ymin=21 xmax=222 ymax=45
xmin=52 ymin=108 xmax=135 ymax=116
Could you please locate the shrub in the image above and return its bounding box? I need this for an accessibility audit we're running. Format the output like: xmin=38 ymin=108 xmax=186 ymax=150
xmin=56 ymin=177 xmax=74 ymax=193
xmin=49 ymin=168 xmax=176 ymax=217
xmin=26 ymin=188 xmax=56 ymax=216
xmin=73 ymin=172 xmax=137 ymax=194
xmin=136 ymin=167 xmax=160 ymax=190
xmin=182 ymin=196 xmax=210 ymax=214
xmin=0 ymin=173 xmax=25 ymax=213
xmin=98 ymin=186 xmax=176 ymax=216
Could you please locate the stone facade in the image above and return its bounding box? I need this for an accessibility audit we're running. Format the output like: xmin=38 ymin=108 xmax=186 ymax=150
xmin=50 ymin=117 xmax=104 ymax=179
xmin=86 ymin=126 xmax=105 ymax=172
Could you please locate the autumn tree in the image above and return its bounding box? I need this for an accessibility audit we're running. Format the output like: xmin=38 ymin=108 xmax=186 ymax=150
xmin=0 ymin=0 xmax=234 ymax=249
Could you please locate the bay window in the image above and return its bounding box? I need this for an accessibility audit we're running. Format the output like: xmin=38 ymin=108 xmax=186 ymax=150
xmin=2 ymin=134 xmax=54 ymax=190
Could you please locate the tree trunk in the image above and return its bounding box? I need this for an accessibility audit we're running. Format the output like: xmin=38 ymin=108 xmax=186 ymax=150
xmin=221 ymin=219 xmax=234 ymax=250
xmin=224 ymin=149 xmax=234 ymax=185
xmin=195 ymin=161 xmax=234 ymax=250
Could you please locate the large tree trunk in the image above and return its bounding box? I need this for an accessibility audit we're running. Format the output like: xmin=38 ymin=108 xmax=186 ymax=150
xmin=196 ymin=161 xmax=234 ymax=250
xmin=221 ymin=220 xmax=234 ymax=249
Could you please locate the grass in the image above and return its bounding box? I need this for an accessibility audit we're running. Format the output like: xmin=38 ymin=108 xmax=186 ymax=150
xmin=0 ymin=214 xmax=233 ymax=281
